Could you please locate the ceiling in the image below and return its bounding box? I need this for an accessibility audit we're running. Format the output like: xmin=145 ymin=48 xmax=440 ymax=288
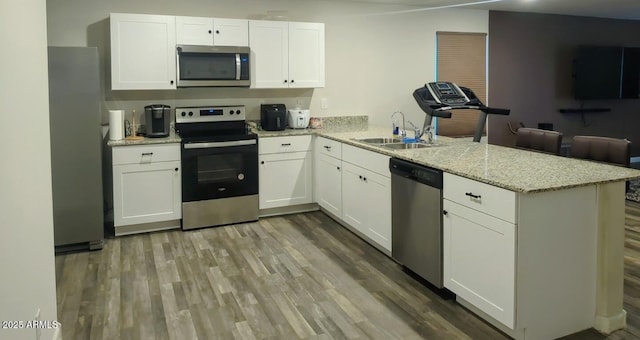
xmin=337 ymin=0 xmax=640 ymax=21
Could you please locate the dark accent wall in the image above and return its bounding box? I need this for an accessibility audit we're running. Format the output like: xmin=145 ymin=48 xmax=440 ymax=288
xmin=487 ymin=11 xmax=640 ymax=155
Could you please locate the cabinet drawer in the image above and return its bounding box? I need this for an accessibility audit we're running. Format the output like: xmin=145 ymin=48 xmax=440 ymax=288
xmin=259 ymin=135 xmax=312 ymax=154
xmin=315 ymin=136 xmax=342 ymax=159
xmin=342 ymin=143 xmax=390 ymax=178
xmin=113 ymin=144 xmax=180 ymax=165
xmin=443 ymin=173 xmax=516 ymax=223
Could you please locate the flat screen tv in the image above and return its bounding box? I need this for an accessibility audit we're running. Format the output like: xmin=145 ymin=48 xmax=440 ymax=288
xmin=574 ymin=45 xmax=640 ymax=100
xmin=573 ymin=46 xmax=623 ymax=100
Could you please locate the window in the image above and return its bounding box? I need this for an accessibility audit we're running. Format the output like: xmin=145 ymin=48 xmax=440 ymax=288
xmin=436 ymin=32 xmax=487 ymax=137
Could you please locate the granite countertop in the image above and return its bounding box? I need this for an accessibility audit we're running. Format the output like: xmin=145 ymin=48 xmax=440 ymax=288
xmin=107 ymin=130 xmax=181 ymax=146
xmin=316 ymin=126 xmax=640 ymax=193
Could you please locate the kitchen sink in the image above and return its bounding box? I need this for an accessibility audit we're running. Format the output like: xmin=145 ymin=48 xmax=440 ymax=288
xmin=353 ymin=137 xmax=402 ymax=144
xmin=382 ymin=142 xmax=433 ymax=150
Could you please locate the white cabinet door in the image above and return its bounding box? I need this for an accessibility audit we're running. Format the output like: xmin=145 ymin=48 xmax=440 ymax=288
xmin=110 ymin=13 xmax=176 ymax=90
xmin=443 ymin=199 xmax=516 ymax=329
xmin=213 ymin=18 xmax=249 ymax=46
xmin=176 ymin=17 xmax=248 ymax=46
xmin=113 ymin=161 xmax=181 ymax=226
xmin=341 ymin=162 xmax=392 ymax=252
xmin=363 ymin=170 xmax=391 ymax=251
xmin=288 ymin=22 xmax=325 ymax=88
xmin=249 ymin=20 xmax=289 ymax=88
xmin=176 ymin=16 xmax=213 ymax=45
xmin=341 ymin=163 xmax=367 ymax=235
xmin=315 ymin=153 xmax=342 ymax=218
xmin=259 ymin=151 xmax=313 ymax=209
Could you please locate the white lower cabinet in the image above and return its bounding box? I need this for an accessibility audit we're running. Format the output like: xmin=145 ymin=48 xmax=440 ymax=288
xmin=443 ymin=199 xmax=515 ymax=328
xmin=341 ymin=145 xmax=391 ymax=252
xmin=112 ymin=144 xmax=181 ymax=235
xmin=443 ymin=172 xmax=599 ymax=339
xmin=314 ymin=137 xmax=343 ymax=218
xmin=259 ymin=136 xmax=313 ymax=210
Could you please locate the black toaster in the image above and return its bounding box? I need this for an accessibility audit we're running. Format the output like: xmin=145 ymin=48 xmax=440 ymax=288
xmin=260 ymin=104 xmax=287 ymax=131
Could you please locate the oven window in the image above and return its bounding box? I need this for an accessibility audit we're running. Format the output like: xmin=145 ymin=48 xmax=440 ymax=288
xmin=197 ymin=154 xmax=242 ymax=184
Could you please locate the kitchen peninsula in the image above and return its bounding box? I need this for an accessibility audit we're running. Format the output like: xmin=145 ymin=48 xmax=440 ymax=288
xmin=257 ymin=124 xmax=640 ymax=339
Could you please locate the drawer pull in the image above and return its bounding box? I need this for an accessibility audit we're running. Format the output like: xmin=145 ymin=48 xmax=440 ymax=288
xmin=141 ymin=152 xmax=153 ymax=156
xmin=443 ymin=210 xmax=448 ymax=216
xmin=324 ymin=145 xmax=331 ymax=150
xmin=465 ymin=192 xmax=481 ymax=200
xmin=281 ymin=143 xmax=291 ymax=146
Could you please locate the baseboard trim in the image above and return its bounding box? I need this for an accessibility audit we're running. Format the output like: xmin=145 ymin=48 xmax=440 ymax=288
xmin=594 ymin=309 xmax=627 ymax=334
xmin=259 ymin=203 xmax=319 ymax=217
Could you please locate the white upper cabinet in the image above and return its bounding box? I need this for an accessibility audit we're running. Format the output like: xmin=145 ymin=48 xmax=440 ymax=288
xmin=249 ymin=20 xmax=325 ymax=88
xmin=110 ymin=13 xmax=176 ymax=90
xmin=176 ymin=16 xmax=249 ymax=46
xmin=288 ymin=22 xmax=325 ymax=88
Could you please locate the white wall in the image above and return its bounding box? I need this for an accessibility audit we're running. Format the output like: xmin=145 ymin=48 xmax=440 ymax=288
xmin=0 ymin=0 xmax=59 ymax=339
xmin=46 ymin=0 xmax=487 ymax=127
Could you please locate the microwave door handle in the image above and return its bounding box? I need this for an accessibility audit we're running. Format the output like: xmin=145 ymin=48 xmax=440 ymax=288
xmin=236 ymin=53 xmax=241 ymax=80
xmin=184 ymin=140 xmax=257 ymax=149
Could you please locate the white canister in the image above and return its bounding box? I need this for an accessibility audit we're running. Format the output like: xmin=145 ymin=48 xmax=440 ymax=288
xmin=109 ymin=110 xmax=124 ymax=140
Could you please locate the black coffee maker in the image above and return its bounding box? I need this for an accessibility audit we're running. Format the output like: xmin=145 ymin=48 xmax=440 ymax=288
xmin=144 ymin=104 xmax=171 ymax=137
xmin=260 ymin=104 xmax=287 ymax=131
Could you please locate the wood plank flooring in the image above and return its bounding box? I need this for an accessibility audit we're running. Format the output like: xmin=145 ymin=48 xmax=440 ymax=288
xmin=56 ymin=205 xmax=640 ymax=339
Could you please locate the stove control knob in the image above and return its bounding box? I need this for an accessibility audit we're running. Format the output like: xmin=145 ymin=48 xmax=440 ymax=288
xmin=235 ymin=110 xmax=241 ymax=115
xmin=181 ymin=111 xmax=186 ymax=117
xmin=229 ymin=110 xmax=234 ymax=115
xmin=188 ymin=111 xmax=194 ymax=116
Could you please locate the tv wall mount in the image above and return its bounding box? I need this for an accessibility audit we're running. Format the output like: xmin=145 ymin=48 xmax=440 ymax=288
xmin=413 ymin=82 xmax=510 ymax=142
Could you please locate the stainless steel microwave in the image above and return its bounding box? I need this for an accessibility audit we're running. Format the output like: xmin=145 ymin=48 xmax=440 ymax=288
xmin=176 ymin=45 xmax=250 ymax=87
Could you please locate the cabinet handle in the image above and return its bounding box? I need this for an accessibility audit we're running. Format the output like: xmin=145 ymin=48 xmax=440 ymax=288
xmin=443 ymin=210 xmax=448 ymax=216
xmin=281 ymin=143 xmax=291 ymax=146
xmin=358 ymin=175 xmax=362 ymax=180
xmin=284 ymin=80 xmax=288 ymax=83
xmin=337 ymin=166 xmax=340 ymax=171
xmin=363 ymin=177 xmax=367 ymax=182
xmin=170 ymin=80 xmax=174 ymax=85
xmin=208 ymin=30 xmax=212 ymax=34
xmin=174 ymin=167 xmax=179 ymax=172
xmin=323 ymin=145 xmax=331 ymax=150
xmin=465 ymin=192 xmax=481 ymax=199
xmin=215 ymin=30 xmax=220 ymax=34
xmin=291 ymin=80 xmax=295 ymax=83
xmin=141 ymin=152 xmax=153 ymax=156
xmin=261 ymin=161 xmax=264 ymax=165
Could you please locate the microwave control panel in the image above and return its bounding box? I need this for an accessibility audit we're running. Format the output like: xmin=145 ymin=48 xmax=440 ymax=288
xmin=427 ymin=82 xmax=470 ymax=105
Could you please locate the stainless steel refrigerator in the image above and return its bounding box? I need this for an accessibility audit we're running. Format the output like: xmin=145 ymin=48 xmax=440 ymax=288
xmin=48 ymin=46 xmax=103 ymax=251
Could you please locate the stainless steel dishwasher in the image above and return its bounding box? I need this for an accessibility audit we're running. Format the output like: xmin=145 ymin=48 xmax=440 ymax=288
xmin=389 ymin=158 xmax=444 ymax=288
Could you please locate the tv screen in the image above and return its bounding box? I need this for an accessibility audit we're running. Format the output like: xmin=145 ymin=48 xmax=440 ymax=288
xmin=574 ymin=46 xmax=623 ymax=100
xmin=622 ymin=47 xmax=640 ymax=99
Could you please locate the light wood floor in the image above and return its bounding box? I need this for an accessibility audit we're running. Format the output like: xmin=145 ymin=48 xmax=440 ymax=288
xmin=56 ymin=204 xmax=640 ymax=339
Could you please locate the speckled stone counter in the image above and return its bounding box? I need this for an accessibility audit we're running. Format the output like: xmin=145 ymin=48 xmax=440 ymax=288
xmin=251 ymin=115 xmax=369 ymax=138
xmin=107 ymin=130 xmax=181 ymax=146
xmin=317 ymin=126 xmax=640 ymax=193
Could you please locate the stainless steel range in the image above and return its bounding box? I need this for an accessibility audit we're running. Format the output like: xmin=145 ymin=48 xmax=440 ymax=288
xmin=175 ymin=105 xmax=258 ymax=230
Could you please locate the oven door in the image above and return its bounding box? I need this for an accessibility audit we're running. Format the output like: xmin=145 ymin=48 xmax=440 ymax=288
xmin=181 ymin=139 xmax=258 ymax=202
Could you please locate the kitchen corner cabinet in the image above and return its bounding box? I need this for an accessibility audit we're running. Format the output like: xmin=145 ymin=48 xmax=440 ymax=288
xmin=112 ymin=144 xmax=181 ymax=236
xmin=110 ymin=13 xmax=176 ymax=90
xmin=443 ymin=173 xmax=598 ymax=339
xmin=341 ymin=144 xmax=391 ymax=252
xmin=249 ymin=20 xmax=325 ymax=88
xmin=314 ymin=137 xmax=343 ymax=218
xmin=176 ymin=16 xmax=249 ymax=46
xmin=259 ymin=135 xmax=313 ymax=210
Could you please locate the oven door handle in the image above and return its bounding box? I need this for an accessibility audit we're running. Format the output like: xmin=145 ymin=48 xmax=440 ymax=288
xmin=184 ymin=140 xmax=257 ymax=149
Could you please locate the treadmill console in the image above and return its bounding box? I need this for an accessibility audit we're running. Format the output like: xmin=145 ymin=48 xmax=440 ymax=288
xmin=427 ymin=82 xmax=469 ymax=105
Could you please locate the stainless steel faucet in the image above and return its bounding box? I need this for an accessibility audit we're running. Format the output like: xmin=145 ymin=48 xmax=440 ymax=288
xmin=408 ymin=116 xmax=435 ymax=144
xmin=391 ymin=111 xmax=406 ymax=138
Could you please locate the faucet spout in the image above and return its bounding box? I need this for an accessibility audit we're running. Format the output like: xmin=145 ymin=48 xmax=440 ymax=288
xmin=391 ymin=111 xmax=406 ymax=138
